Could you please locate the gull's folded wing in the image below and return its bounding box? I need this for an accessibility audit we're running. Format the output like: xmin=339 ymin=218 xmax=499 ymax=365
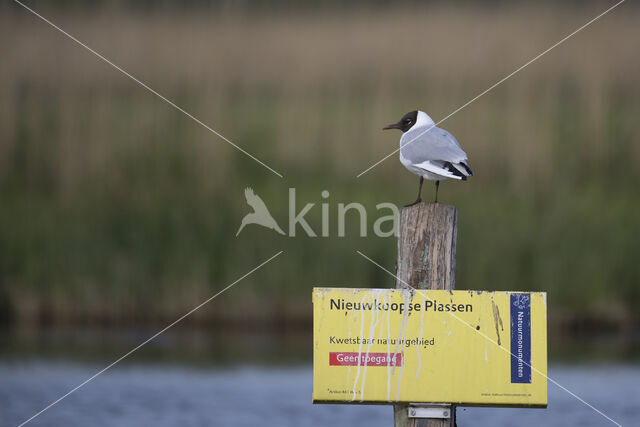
xmin=400 ymin=126 xmax=468 ymax=164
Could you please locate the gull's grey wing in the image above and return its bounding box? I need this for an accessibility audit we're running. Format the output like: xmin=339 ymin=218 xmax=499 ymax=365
xmin=400 ymin=126 xmax=468 ymax=164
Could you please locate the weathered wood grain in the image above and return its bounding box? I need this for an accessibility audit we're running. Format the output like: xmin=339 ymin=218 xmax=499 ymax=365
xmin=394 ymin=202 xmax=458 ymax=427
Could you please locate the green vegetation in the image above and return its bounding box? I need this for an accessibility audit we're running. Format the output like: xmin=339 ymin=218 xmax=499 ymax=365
xmin=1 ymin=4 xmax=639 ymax=329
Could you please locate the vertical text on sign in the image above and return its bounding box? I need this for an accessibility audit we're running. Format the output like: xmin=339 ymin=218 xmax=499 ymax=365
xmin=510 ymin=293 xmax=532 ymax=383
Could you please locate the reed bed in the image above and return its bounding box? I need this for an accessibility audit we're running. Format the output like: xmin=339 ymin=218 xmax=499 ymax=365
xmin=0 ymin=3 xmax=639 ymax=328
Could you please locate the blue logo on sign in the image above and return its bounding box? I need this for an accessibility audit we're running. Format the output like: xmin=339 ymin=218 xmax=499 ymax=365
xmin=510 ymin=293 xmax=531 ymax=383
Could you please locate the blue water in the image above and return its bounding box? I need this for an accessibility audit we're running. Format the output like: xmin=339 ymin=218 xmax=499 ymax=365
xmin=0 ymin=362 xmax=638 ymax=426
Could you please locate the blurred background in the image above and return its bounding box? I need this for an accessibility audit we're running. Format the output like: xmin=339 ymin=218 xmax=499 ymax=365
xmin=1 ymin=0 xmax=639 ymax=426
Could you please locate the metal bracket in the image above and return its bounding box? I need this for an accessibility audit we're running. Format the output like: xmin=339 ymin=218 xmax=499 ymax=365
xmin=407 ymin=403 xmax=451 ymax=419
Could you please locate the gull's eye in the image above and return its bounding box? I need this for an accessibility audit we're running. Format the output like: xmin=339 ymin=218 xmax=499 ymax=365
xmin=404 ymin=119 xmax=411 ymax=124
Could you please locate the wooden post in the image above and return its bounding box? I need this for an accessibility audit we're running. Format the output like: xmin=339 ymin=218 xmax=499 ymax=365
xmin=394 ymin=203 xmax=458 ymax=427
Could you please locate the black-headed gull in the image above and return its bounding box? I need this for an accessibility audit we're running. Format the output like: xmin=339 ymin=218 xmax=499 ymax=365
xmin=383 ymin=110 xmax=473 ymax=205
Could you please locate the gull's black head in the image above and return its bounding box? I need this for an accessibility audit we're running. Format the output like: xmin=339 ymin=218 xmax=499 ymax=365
xmin=383 ymin=110 xmax=418 ymax=133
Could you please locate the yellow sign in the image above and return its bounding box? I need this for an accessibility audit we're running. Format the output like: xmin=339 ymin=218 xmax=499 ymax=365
xmin=312 ymin=288 xmax=547 ymax=407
